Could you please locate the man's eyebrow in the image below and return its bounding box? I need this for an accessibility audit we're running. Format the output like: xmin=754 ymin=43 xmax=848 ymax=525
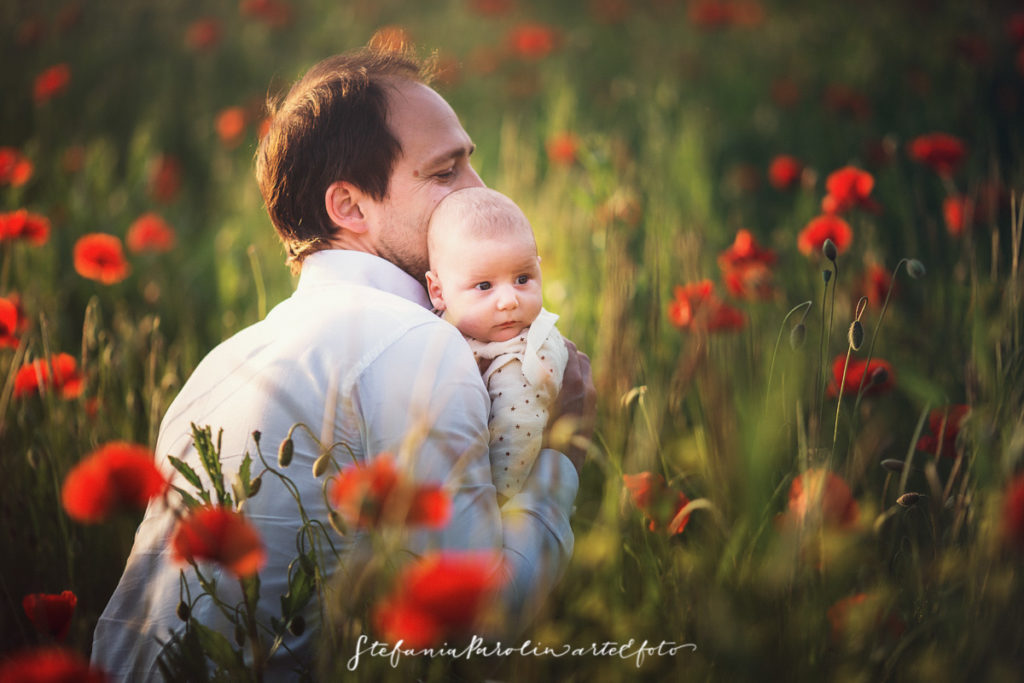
xmin=424 ymin=143 xmax=476 ymax=169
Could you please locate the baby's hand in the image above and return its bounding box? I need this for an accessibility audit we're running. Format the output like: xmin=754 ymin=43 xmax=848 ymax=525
xmin=546 ymin=339 xmax=595 ymax=474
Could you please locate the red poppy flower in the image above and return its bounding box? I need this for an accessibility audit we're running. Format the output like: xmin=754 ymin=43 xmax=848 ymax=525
xmin=916 ymin=405 xmax=969 ymax=459
xmin=33 ymin=63 xmax=71 ymax=103
xmin=0 ymin=210 xmax=51 ymax=246
xmin=622 ymin=472 xmax=691 ymax=534
xmin=1002 ymin=473 xmax=1024 ymax=551
xmin=797 ymin=214 xmax=852 ymax=257
xmin=826 ymin=355 xmax=895 ymax=398
xmin=0 ymin=647 xmax=107 ymax=683
xmin=0 ymin=297 xmax=20 ymax=348
xmin=907 ymin=133 xmax=967 ymax=177
xmin=822 ymin=83 xmax=871 ymax=120
xmin=73 ymin=234 xmax=130 ymax=284
xmin=61 ymin=442 xmax=168 ymax=523
xmin=546 ymin=132 xmax=579 ymax=166
xmin=723 ymin=262 xmax=774 ymax=300
xmin=718 ymin=229 xmax=777 ymax=271
xmin=768 ymin=155 xmax=802 ymax=190
xmin=469 ymin=0 xmax=516 ymax=16
xmin=856 ymin=262 xmax=893 ymax=310
xmin=330 ymin=454 xmax=450 ymax=529
xmin=22 ymin=591 xmax=77 ymax=641
xmin=667 ymin=280 xmax=745 ymax=332
xmin=126 ymin=213 xmax=176 ymax=253
xmin=374 ymin=551 xmax=504 ymax=648
xmin=507 ymin=23 xmax=559 ymax=60
xmin=770 ymin=78 xmax=801 ymax=109
xmin=943 ymin=195 xmax=972 ymax=237
xmin=185 ymin=17 xmax=222 ymax=51
xmin=827 ymin=592 xmax=904 ymax=643
xmin=239 ymin=0 xmax=294 ymax=28
xmin=171 ymin=506 xmax=266 ymax=577
xmin=13 ymin=353 xmax=84 ymax=399
xmin=149 ymin=154 xmax=182 ymax=203
xmin=822 ymin=166 xmax=880 ymax=215
xmin=215 ymin=107 xmax=247 ymax=148
xmin=688 ymin=0 xmax=764 ymax=28
xmin=0 ymin=147 xmax=34 ymax=187
xmin=785 ymin=469 xmax=859 ymax=529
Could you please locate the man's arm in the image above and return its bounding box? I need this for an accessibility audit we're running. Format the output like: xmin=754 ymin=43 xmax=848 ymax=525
xmin=352 ymin=320 xmax=578 ymax=636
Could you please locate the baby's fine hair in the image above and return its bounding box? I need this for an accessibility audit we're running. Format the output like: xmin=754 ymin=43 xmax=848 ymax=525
xmin=427 ymin=187 xmax=536 ymax=255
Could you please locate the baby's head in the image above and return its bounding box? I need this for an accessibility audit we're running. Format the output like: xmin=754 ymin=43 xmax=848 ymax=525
xmin=425 ymin=188 xmax=543 ymax=343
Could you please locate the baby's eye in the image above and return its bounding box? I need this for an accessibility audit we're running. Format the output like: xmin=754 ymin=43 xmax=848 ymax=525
xmin=475 ymin=282 xmax=492 ymax=291
xmin=515 ymin=274 xmax=530 ymax=285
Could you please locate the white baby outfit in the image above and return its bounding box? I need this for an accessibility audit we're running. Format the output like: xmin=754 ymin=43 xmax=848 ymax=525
xmin=466 ymin=308 xmax=569 ymax=499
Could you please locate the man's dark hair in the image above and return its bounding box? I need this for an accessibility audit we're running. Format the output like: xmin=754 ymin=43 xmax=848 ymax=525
xmin=255 ymin=45 xmax=429 ymax=271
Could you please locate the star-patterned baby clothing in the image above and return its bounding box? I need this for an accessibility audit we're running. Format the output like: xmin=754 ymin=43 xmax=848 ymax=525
xmin=466 ymin=308 xmax=569 ymax=500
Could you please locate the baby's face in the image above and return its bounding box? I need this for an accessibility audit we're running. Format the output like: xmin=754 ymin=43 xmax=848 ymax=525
xmin=427 ymin=232 xmax=543 ymax=343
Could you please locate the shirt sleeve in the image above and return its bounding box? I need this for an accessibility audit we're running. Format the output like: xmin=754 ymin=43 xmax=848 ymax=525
xmin=350 ymin=319 xmax=578 ymax=635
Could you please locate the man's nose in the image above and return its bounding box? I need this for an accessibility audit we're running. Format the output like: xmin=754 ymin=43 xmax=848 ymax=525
xmin=459 ymin=163 xmax=485 ymax=190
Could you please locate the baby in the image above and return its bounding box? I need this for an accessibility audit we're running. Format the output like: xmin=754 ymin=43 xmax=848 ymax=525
xmin=425 ymin=187 xmax=568 ymax=502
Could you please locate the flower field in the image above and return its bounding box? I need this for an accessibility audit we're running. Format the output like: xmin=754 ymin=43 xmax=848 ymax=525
xmin=2 ymin=0 xmax=1024 ymax=680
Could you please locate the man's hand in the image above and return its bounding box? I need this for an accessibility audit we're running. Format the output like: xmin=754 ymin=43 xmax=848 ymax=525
xmin=546 ymin=339 xmax=596 ymax=474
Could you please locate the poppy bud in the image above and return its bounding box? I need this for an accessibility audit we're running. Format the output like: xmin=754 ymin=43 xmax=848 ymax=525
xmin=277 ymin=437 xmax=294 ymax=468
xmin=176 ymin=601 xmax=190 ymax=621
xmin=822 ymin=269 xmax=832 ymax=284
xmin=822 ymin=238 xmax=838 ymax=262
xmin=299 ymin=553 xmax=315 ymax=576
xmin=288 ymin=615 xmax=306 ymax=636
xmin=312 ymin=452 xmax=330 ymax=478
xmin=906 ymin=259 xmax=926 ymax=279
xmin=880 ymin=459 xmax=904 ymax=473
xmin=870 ymin=366 xmax=889 ymax=386
xmin=897 ymin=492 xmax=921 ymax=507
xmin=848 ymin=320 xmax=864 ymax=350
xmin=328 ymin=509 xmax=347 ymax=535
xmin=790 ymin=322 xmax=806 ymax=349
xmin=252 ymin=430 xmax=261 ymax=445
xmin=248 ymin=476 xmax=262 ymax=497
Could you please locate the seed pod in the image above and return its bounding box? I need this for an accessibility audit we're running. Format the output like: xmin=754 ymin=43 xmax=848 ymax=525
xmin=248 ymin=476 xmax=262 ymax=498
xmin=906 ymin=259 xmax=926 ymax=279
xmin=789 ymin=323 xmax=806 ymax=349
xmin=176 ymin=601 xmax=190 ymax=621
xmin=251 ymin=430 xmax=261 ymax=445
xmin=277 ymin=437 xmax=294 ymax=468
xmin=288 ymin=615 xmax=306 ymax=637
xmin=870 ymin=366 xmax=889 ymax=386
xmin=848 ymin=320 xmax=864 ymax=350
xmin=880 ymin=459 xmax=904 ymax=473
xmin=822 ymin=238 xmax=838 ymax=262
xmin=312 ymin=452 xmax=331 ymax=478
xmin=897 ymin=492 xmax=921 ymax=507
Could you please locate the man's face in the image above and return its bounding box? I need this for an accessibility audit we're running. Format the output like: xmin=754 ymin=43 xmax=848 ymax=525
xmin=362 ymin=80 xmax=484 ymax=282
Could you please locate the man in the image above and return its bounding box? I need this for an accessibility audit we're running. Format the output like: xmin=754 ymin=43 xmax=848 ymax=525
xmin=92 ymin=46 xmax=593 ymax=680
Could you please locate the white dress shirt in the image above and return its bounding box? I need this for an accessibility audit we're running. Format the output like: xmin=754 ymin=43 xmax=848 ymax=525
xmin=90 ymin=250 xmax=578 ymax=680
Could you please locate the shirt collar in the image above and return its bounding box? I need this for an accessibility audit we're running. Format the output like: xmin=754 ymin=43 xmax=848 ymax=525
xmin=296 ymin=250 xmax=432 ymax=309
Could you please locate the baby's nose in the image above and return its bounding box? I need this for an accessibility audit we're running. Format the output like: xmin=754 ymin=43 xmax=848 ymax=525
xmin=496 ymin=286 xmax=518 ymax=309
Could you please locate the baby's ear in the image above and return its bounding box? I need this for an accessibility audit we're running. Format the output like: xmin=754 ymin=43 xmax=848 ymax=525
xmin=425 ymin=270 xmax=446 ymax=311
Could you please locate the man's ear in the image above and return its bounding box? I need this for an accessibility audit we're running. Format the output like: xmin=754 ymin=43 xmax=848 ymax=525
xmin=425 ymin=270 xmax=446 ymax=311
xmin=325 ymin=181 xmax=367 ymax=234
